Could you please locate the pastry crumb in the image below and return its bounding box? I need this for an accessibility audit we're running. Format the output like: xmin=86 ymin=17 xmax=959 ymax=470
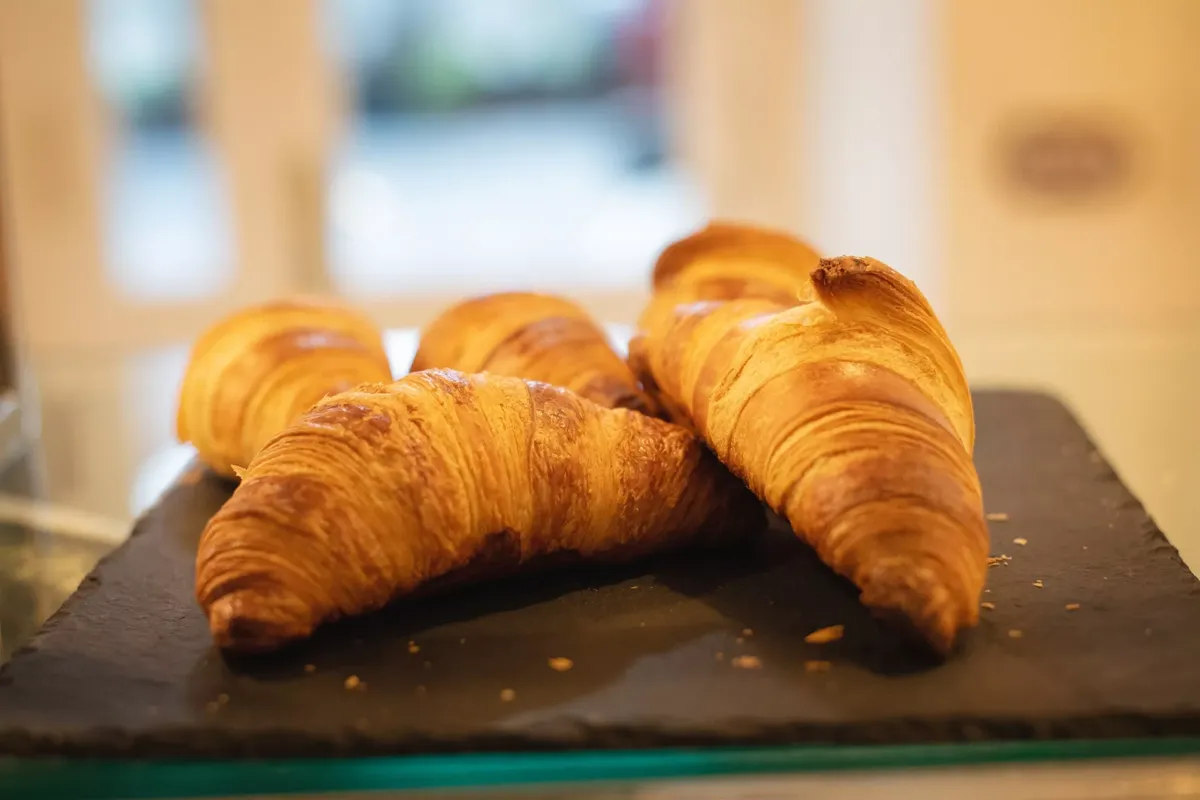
xmin=742 ymin=628 xmax=754 ymax=637
xmin=548 ymin=657 xmax=574 ymax=672
xmin=304 ymin=664 xmax=316 ymax=673
xmin=1013 ymin=537 xmax=1028 ymax=546
xmin=805 ymin=660 xmax=832 ymax=673
xmin=1065 ymin=603 xmax=1081 ymax=611
xmin=731 ymin=655 xmax=762 ymax=669
xmin=1033 ymin=580 xmax=1044 ymax=588
xmin=500 ymin=688 xmax=515 ymax=702
xmin=986 ymin=512 xmax=1009 ymax=522
xmin=804 ymin=625 xmax=844 ymax=644
xmin=981 ymin=602 xmax=996 ymax=610
xmin=986 ymin=554 xmax=1012 ymax=568
xmin=1008 ymin=629 xmax=1023 ymax=639
xmin=344 ymin=675 xmax=364 ymax=690
xmin=407 ymin=641 xmax=420 ymax=654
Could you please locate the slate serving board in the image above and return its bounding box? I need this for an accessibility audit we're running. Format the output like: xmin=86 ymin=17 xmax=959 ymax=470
xmin=1 ymin=390 xmax=1198 ymax=758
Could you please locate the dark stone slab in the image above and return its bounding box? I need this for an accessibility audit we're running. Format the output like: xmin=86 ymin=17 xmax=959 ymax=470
xmin=0 ymin=391 xmax=1197 ymax=758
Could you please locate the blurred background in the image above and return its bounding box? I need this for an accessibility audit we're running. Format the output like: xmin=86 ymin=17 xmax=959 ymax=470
xmin=0 ymin=0 xmax=1196 ymax=656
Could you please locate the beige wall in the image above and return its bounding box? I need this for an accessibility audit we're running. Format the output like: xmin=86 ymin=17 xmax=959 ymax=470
xmin=940 ymin=0 xmax=1200 ymax=567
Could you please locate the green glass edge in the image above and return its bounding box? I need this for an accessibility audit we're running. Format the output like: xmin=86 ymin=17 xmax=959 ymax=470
xmin=2 ymin=739 xmax=1199 ymax=799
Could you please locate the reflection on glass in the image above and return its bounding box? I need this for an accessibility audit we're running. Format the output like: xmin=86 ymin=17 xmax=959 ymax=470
xmin=86 ymin=0 xmax=234 ymax=301
xmin=323 ymin=0 xmax=703 ymax=295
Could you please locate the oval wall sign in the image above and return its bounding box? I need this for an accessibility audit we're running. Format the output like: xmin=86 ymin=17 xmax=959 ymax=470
xmin=1002 ymin=114 xmax=1134 ymax=201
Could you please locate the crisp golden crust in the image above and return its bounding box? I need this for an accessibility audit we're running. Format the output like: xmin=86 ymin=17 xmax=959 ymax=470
xmin=634 ymin=239 xmax=988 ymax=655
xmin=413 ymin=292 xmax=656 ymax=415
xmin=196 ymin=369 xmax=765 ymax=652
xmin=651 ymin=221 xmax=823 ymax=305
xmin=177 ymin=299 xmax=392 ymax=477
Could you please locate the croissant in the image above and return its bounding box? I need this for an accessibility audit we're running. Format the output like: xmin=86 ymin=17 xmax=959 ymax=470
xmin=412 ymin=292 xmax=656 ymax=415
xmin=177 ymin=299 xmax=393 ymax=478
xmin=196 ymin=369 xmax=764 ymax=652
xmin=652 ymin=221 xmax=823 ymax=306
xmin=631 ymin=235 xmax=987 ymax=654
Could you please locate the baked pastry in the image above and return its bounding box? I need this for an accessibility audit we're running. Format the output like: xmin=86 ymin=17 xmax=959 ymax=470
xmin=413 ymin=292 xmax=656 ymax=415
xmin=631 ymin=230 xmax=987 ymax=654
xmin=651 ymin=221 xmax=822 ymax=306
xmin=196 ymin=369 xmax=764 ymax=652
xmin=177 ymin=299 xmax=392 ymax=478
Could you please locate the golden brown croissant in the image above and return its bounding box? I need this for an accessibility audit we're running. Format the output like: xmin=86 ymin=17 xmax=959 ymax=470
xmin=631 ymin=236 xmax=987 ymax=654
xmin=177 ymin=299 xmax=393 ymax=478
xmin=196 ymin=369 xmax=764 ymax=653
xmin=412 ymin=292 xmax=656 ymax=415
xmin=652 ymin=221 xmax=823 ymax=306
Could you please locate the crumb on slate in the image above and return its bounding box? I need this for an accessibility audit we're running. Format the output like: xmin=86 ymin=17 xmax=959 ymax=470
xmin=304 ymin=664 xmax=316 ymax=673
xmin=1065 ymin=603 xmax=1081 ymax=611
xmin=732 ymin=655 xmax=762 ymax=669
xmin=548 ymin=657 xmax=574 ymax=672
xmin=804 ymin=625 xmax=844 ymax=644
xmin=408 ymin=641 xmax=420 ymax=654
xmin=1033 ymin=580 xmax=1044 ymax=588
xmin=743 ymin=628 xmax=754 ymax=637
xmin=500 ymin=689 xmax=515 ymax=702
xmin=344 ymin=675 xmax=364 ymax=691
xmin=1013 ymin=537 xmax=1028 ymax=546
xmin=987 ymin=555 xmax=1012 ymax=568
xmin=805 ymin=660 xmax=832 ymax=673
xmin=981 ymin=602 xmax=996 ymax=610
xmin=1008 ymin=629 xmax=1023 ymax=639
xmin=986 ymin=512 xmax=1009 ymax=522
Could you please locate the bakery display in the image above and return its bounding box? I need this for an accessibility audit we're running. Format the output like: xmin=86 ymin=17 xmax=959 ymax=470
xmin=195 ymin=369 xmax=763 ymax=653
xmin=178 ymin=221 xmax=988 ymax=659
xmin=176 ymin=299 xmax=393 ymax=478
xmin=412 ymin=291 xmax=656 ymax=415
xmin=630 ymin=223 xmax=987 ymax=654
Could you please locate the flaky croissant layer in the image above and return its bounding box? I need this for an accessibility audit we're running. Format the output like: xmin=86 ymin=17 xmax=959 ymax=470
xmin=413 ymin=292 xmax=656 ymax=415
xmin=177 ymin=299 xmax=393 ymax=477
xmin=633 ymin=235 xmax=989 ymax=654
xmin=196 ymin=369 xmax=764 ymax=652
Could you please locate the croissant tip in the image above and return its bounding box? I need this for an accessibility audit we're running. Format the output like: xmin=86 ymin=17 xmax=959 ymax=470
xmin=206 ymin=592 xmax=312 ymax=655
xmin=859 ymin=564 xmax=971 ymax=657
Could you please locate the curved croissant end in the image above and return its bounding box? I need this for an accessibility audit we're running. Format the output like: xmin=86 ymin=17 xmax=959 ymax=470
xmin=413 ymin=292 xmax=657 ymax=415
xmin=177 ymin=298 xmax=393 ymax=478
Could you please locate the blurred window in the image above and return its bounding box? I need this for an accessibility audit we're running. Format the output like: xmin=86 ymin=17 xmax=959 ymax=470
xmin=86 ymin=0 xmax=235 ymax=301
xmin=322 ymin=0 xmax=704 ymax=296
